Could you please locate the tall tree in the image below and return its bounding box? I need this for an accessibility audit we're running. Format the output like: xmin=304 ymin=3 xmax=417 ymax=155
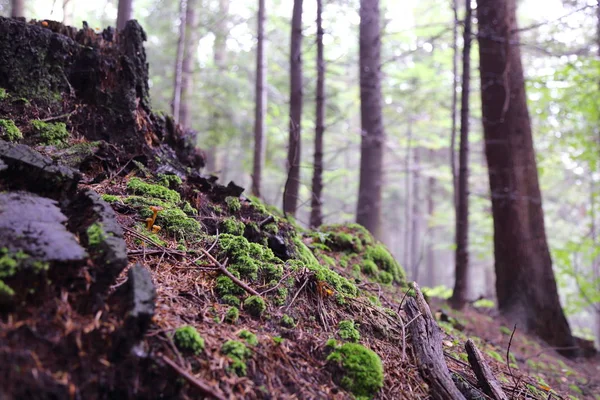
xmin=310 ymin=0 xmax=325 ymax=228
xmin=172 ymin=0 xmax=187 ymax=123
xmin=477 ymin=0 xmax=576 ymax=354
xmin=425 ymin=161 xmax=436 ymax=287
xmin=252 ymin=0 xmax=266 ymax=197
xmin=116 ymin=0 xmax=133 ymax=31
xmin=450 ymin=0 xmax=459 ymax=207
xmin=356 ymin=0 xmax=385 ymax=238
xmin=179 ymin=0 xmax=198 ymax=128
xmin=449 ymin=0 xmax=472 ymax=310
xmin=283 ymin=0 xmax=304 ymax=216
xmin=11 ymin=0 xmax=24 ymax=18
xmin=411 ymin=147 xmax=422 ymax=281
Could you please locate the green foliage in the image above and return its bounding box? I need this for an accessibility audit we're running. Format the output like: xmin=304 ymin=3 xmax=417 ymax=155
xmin=0 ymin=88 xmax=7 ymax=100
xmin=326 ymin=343 xmax=384 ymax=400
xmin=157 ymin=173 xmax=182 ymax=188
xmin=31 ymin=120 xmax=68 ymax=146
xmin=473 ymin=298 xmax=495 ymax=308
xmin=86 ymin=222 xmax=107 ymax=246
xmin=244 ymin=295 xmax=266 ymax=317
xmin=364 ymin=244 xmax=404 ymax=284
xmin=220 ymin=217 xmax=245 ymax=236
xmin=281 ymin=314 xmax=295 ymax=328
xmin=239 ymin=330 xmax=258 ymax=346
xmin=338 ymin=320 xmax=360 ymax=342
xmin=422 ymin=285 xmax=452 ymax=300
xmin=221 ymin=340 xmax=251 ymax=376
xmin=225 ymin=196 xmax=241 ymax=213
xmin=101 ymin=194 xmax=120 ymax=203
xmin=225 ymin=306 xmax=239 ymax=323
xmin=127 ymin=177 xmax=181 ymax=203
xmin=0 ymin=119 xmax=22 ymax=141
xmin=173 ymin=326 xmax=205 ymax=355
xmin=272 ymin=336 xmax=284 ymax=345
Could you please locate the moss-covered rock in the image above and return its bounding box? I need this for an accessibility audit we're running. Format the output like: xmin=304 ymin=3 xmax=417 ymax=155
xmin=338 ymin=320 xmax=360 ymax=343
xmin=220 ymin=217 xmax=245 ymax=236
xmin=225 ymin=196 xmax=241 ymax=213
xmin=364 ymin=244 xmax=404 ymax=284
xmin=173 ymin=325 xmax=205 ymax=355
xmin=327 ymin=343 xmax=384 ymax=400
xmin=0 ymin=119 xmax=22 ymax=141
xmin=238 ymin=330 xmax=258 ymax=346
xmin=221 ymin=340 xmax=251 ymax=376
xmin=244 ymin=295 xmax=266 ymax=317
xmin=225 ymin=306 xmax=239 ymax=323
xmin=127 ymin=177 xmax=181 ymax=203
xmin=86 ymin=222 xmax=107 ymax=247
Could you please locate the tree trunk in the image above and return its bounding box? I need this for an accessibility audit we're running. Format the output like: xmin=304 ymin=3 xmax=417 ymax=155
xmin=283 ymin=0 xmax=303 ymax=216
xmin=62 ymin=0 xmax=72 ymax=25
xmin=252 ymin=0 xmax=266 ymax=197
xmin=426 ymin=158 xmax=436 ymax=287
xmin=477 ymin=0 xmax=576 ymax=356
xmin=411 ymin=147 xmax=421 ymax=281
xmin=11 ymin=0 xmax=24 ymax=18
xmin=172 ymin=0 xmax=187 ymax=123
xmin=595 ymin=0 xmax=600 ymax=351
xmin=310 ymin=0 xmax=325 ymax=228
xmin=179 ymin=0 xmax=197 ymax=129
xmin=450 ymin=0 xmax=459 ymax=208
xmin=214 ymin=0 xmax=229 ymax=69
xmin=403 ymin=121 xmax=413 ymax=273
xmin=356 ymin=0 xmax=385 ymax=238
xmin=450 ymin=0 xmax=472 ymax=310
xmin=116 ymin=0 xmax=133 ymax=31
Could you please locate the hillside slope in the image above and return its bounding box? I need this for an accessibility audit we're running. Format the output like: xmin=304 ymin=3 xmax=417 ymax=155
xmin=0 ymin=17 xmax=598 ymax=400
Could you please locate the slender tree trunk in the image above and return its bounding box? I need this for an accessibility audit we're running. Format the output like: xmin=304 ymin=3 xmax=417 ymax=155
xmin=283 ymin=0 xmax=303 ymax=216
xmin=356 ymin=0 xmax=385 ymax=238
xmin=450 ymin=0 xmax=459 ymax=208
xmin=449 ymin=0 xmax=472 ymax=310
xmin=310 ymin=0 xmax=325 ymax=228
xmin=62 ymin=0 xmax=72 ymax=25
xmin=411 ymin=147 xmax=421 ymax=282
xmin=172 ymin=0 xmax=187 ymax=122
xmin=403 ymin=121 xmax=413 ymax=273
xmin=214 ymin=0 xmax=229 ymax=69
xmin=477 ymin=0 xmax=576 ymax=355
xmin=594 ymin=0 xmax=600 ymax=350
xmin=179 ymin=0 xmax=197 ymax=128
xmin=252 ymin=0 xmax=266 ymax=197
xmin=426 ymin=165 xmax=436 ymax=287
xmin=116 ymin=0 xmax=133 ymax=31
xmin=11 ymin=0 xmax=24 ymax=18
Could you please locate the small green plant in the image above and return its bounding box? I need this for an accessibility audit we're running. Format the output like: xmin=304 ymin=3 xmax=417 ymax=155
xmin=157 ymin=173 xmax=182 ymax=188
xmin=221 ymin=217 xmax=245 ymax=236
xmin=221 ymin=340 xmax=251 ymax=376
xmin=281 ymin=314 xmax=296 ymax=328
xmin=0 ymin=88 xmax=7 ymax=100
xmin=127 ymin=177 xmax=181 ymax=203
xmin=225 ymin=307 xmax=239 ymax=323
xmin=499 ymin=326 xmax=512 ymax=335
xmin=0 ymin=119 xmax=22 ymax=141
xmin=173 ymin=326 xmax=205 ymax=355
xmin=272 ymin=336 xmax=284 ymax=345
xmin=338 ymin=320 xmax=360 ymax=342
xmin=238 ymin=330 xmax=258 ymax=346
xmin=86 ymin=222 xmax=106 ymax=246
xmin=31 ymin=120 xmax=69 ymax=146
xmin=244 ymin=295 xmax=266 ymax=317
xmin=101 ymin=194 xmax=120 ymax=203
xmin=225 ymin=196 xmax=241 ymax=213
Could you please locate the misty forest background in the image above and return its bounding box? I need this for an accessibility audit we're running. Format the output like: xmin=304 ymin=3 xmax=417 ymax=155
xmin=2 ymin=0 xmax=600 ymax=345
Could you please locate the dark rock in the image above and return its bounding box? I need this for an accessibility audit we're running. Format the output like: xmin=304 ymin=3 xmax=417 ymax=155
xmin=268 ymin=235 xmax=292 ymax=261
xmin=0 ymin=192 xmax=87 ymax=262
xmin=67 ymin=189 xmax=128 ymax=299
xmin=0 ymin=140 xmax=80 ymax=202
xmin=110 ymin=264 xmax=156 ymax=361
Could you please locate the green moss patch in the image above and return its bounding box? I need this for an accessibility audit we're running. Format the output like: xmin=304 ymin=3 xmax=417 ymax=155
xmin=127 ymin=177 xmax=181 ymax=203
xmin=225 ymin=196 xmax=241 ymax=213
xmin=327 ymin=343 xmax=384 ymax=400
xmin=221 ymin=340 xmax=251 ymax=376
xmin=173 ymin=326 xmax=205 ymax=355
xmin=244 ymin=295 xmax=266 ymax=317
xmin=0 ymin=119 xmax=22 ymax=142
xmin=86 ymin=222 xmax=107 ymax=247
xmin=238 ymin=330 xmax=258 ymax=346
xmin=220 ymin=217 xmax=245 ymax=236
xmin=0 ymin=248 xmax=49 ymax=304
xmin=31 ymin=120 xmax=69 ymax=146
xmin=338 ymin=320 xmax=360 ymax=342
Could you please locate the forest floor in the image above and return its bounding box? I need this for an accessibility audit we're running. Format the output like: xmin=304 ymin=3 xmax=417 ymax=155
xmin=0 ymin=17 xmax=599 ymax=400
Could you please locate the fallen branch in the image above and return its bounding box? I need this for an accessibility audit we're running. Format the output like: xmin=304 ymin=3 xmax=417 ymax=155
xmin=201 ymin=248 xmax=260 ymax=296
xmin=465 ymin=339 xmax=508 ymax=400
xmin=160 ymin=354 xmax=227 ymax=400
xmin=404 ymin=282 xmax=466 ymax=400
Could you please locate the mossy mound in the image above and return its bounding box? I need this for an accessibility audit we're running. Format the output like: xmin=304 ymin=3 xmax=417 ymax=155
xmin=308 ymin=224 xmax=405 ymax=287
xmin=326 ymin=342 xmax=384 ymax=400
xmin=0 ymin=119 xmax=22 ymax=142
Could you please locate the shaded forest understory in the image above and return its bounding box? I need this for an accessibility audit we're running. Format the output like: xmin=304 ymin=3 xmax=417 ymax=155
xmin=0 ymin=18 xmax=599 ymax=399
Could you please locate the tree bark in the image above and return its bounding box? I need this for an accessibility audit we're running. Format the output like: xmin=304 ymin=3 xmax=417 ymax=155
xmin=116 ymin=0 xmax=133 ymax=31
xmin=310 ymin=0 xmax=325 ymax=228
xmin=11 ymin=0 xmax=24 ymax=18
xmin=450 ymin=0 xmax=459 ymax=208
xmin=252 ymin=0 xmax=266 ymax=197
xmin=179 ymin=0 xmax=198 ymax=129
xmin=283 ymin=0 xmax=303 ymax=216
xmin=450 ymin=0 xmax=472 ymax=310
xmin=477 ymin=0 xmax=577 ymax=356
xmin=356 ymin=0 xmax=385 ymax=238
xmin=172 ymin=0 xmax=187 ymax=123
